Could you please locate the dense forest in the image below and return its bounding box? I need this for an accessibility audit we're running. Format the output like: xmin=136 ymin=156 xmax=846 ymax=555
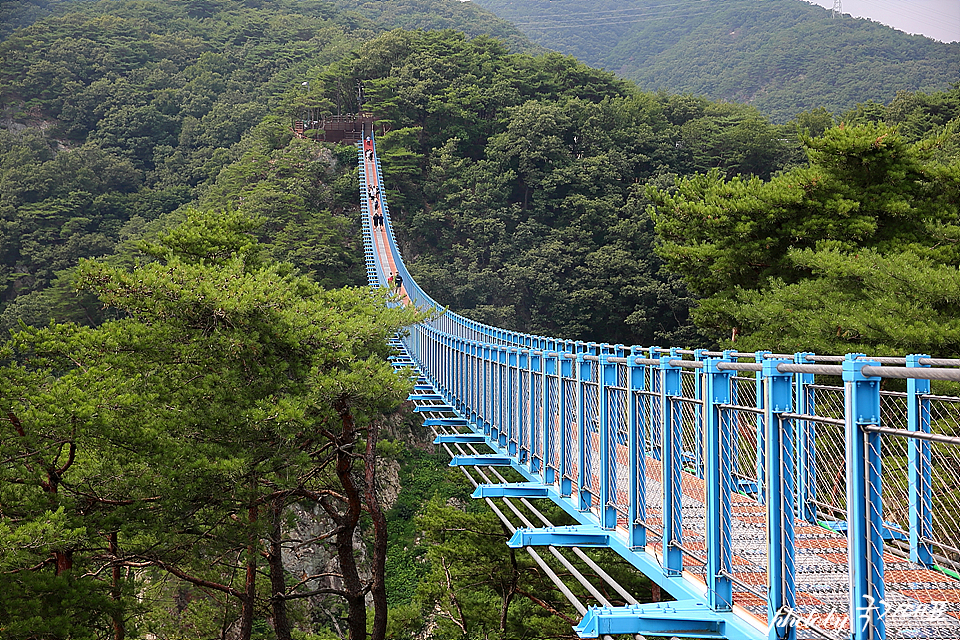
xmin=2 ymin=0 xmax=960 ymax=638
xmin=473 ymin=0 xmax=960 ymax=122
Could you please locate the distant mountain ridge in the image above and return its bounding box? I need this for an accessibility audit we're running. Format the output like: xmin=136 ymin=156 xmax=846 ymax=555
xmin=472 ymin=0 xmax=960 ymax=121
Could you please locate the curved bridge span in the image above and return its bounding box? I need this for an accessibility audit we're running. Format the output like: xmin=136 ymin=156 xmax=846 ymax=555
xmin=357 ymin=137 xmax=960 ymax=640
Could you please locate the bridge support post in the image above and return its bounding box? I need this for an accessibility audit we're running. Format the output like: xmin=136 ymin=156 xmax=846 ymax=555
xmin=518 ymin=349 xmax=529 ymax=462
xmin=628 ymin=348 xmax=647 ymax=548
xmin=659 ymin=354 xmax=683 ymax=576
xmin=704 ymin=355 xmax=734 ymax=611
xmin=794 ymin=352 xmax=817 ymax=524
xmin=507 ymin=348 xmax=519 ymax=454
xmin=907 ymin=354 xmax=934 ymax=567
xmin=598 ymin=355 xmax=618 ymax=529
xmin=763 ymin=357 xmax=796 ymax=639
xmin=843 ymin=355 xmax=885 ymax=640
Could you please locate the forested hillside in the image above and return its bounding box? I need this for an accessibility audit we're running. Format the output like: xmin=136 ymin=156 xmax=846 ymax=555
xmin=473 ymin=0 xmax=960 ymax=122
xmin=0 ymin=0 xmax=530 ymax=331
xmin=3 ymin=0 xmax=960 ymax=638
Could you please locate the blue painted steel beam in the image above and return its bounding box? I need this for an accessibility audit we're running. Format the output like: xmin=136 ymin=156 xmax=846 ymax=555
xmin=704 ymin=356 xmax=734 ymax=612
xmin=449 ymin=454 xmax=513 ymax=466
xmin=598 ymin=355 xmax=617 ymax=529
xmin=907 ymin=353 xmax=934 ymax=567
xmin=628 ymin=347 xmax=647 ymax=548
xmin=574 ymin=602 xmax=724 ymax=638
xmin=408 ymin=394 xmax=445 ymax=402
xmin=843 ymin=355 xmax=885 ymax=640
xmin=763 ymin=357 xmax=796 ymax=640
xmin=507 ymin=525 xmax=610 ymax=548
xmin=660 ymin=354 xmax=683 ymax=576
xmin=433 ymin=434 xmax=487 ymax=444
xmin=423 ymin=418 xmax=470 ymax=427
xmin=471 ymin=483 xmax=552 ymax=498
xmin=413 ymin=405 xmax=455 ymax=412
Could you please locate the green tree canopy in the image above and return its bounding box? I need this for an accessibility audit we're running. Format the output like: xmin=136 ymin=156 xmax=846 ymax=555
xmin=649 ymin=121 xmax=960 ymax=355
xmin=0 ymin=207 xmax=423 ymax=639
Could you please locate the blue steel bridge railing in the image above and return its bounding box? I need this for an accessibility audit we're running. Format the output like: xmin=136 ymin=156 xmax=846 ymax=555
xmin=357 ymin=137 xmax=960 ymax=640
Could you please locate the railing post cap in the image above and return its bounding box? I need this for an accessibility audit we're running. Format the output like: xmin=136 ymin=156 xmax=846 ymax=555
xmin=762 ymin=356 xmax=793 ymax=378
xmin=703 ymin=357 xmax=727 ymax=374
xmin=906 ymin=353 xmax=930 ymax=366
xmin=842 ymin=354 xmax=878 ymax=381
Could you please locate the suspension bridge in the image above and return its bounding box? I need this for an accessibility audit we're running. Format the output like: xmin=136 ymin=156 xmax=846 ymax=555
xmin=357 ymin=136 xmax=960 ymax=640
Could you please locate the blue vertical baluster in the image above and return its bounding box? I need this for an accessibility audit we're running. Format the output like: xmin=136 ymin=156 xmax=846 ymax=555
xmin=528 ymin=349 xmax=540 ymax=474
xmin=598 ymin=354 xmax=618 ymax=529
xmin=482 ymin=345 xmax=492 ymax=436
xmin=907 ymin=354 xmax=933 ymax=567
xmin=660 ymin=355 xmax=683 ymax=576
xmin=843 ymin=356 xmax=885 ymax=640
xmin=704 ymin=355 xmax=734 ymax=611
xmin=764 ymin=357 xmax=796 ymax=640
xmin=578 ymin=353 xmax=592 ymax=511
xmin=495 ymin=346 xmax=507 ymax=448
xmin=543 ymin=350 xmax=557 ymax=485
xmin=507 ymin=348 xmax=518 ymax=456
xmin=459 ymin=339 xmax=467 ymax=414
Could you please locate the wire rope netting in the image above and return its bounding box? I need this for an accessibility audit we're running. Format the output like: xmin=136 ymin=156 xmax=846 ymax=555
xmin=731 ymin=375 xmax=761 ymax=494
xmin=518 ymin=366 xmax=529 ymax=459
xmin=607 ymin=370 xmax=630 ymax=520
xmin=546 ymin=373 xmax=560 ymax=482
xmin=680 ymin=369 xmax=702 ymax=478
xmin=924 ymin=396 xmax=960 ymax=570
xmin=583 ymin=377 xmax=601 ymax=510
xmin=564 ymin=376 xmax=579 ymax=497
xmin=531 ymin=367 xmax=544 ymax=468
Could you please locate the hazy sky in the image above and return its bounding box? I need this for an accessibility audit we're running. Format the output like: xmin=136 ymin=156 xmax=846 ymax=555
xmin=805 ymin=0 xmax=959 ymax=43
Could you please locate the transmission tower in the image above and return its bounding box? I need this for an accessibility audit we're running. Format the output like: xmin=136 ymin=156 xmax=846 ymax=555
xmin=832 ymin=0 xmax=842 ymax=18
